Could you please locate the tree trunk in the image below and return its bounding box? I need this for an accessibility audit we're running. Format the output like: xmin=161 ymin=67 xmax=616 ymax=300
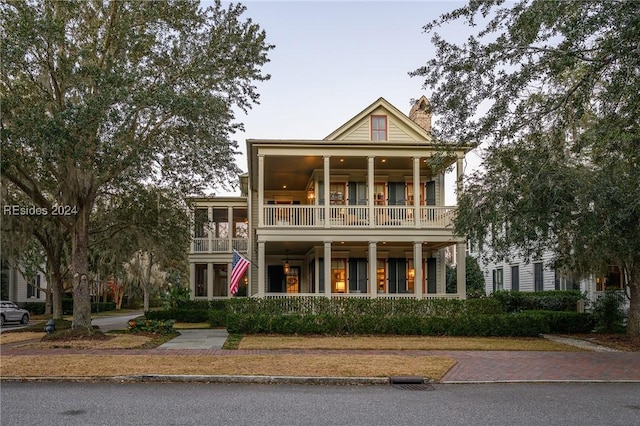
xmin=44 ymin=285 xmax=52 ymax=316
xmin=143 ymin=286 xmax=150 ymax=312
xmin=627 ymin=267 xmax=640 ymax=336
xmin=51 ymin=273 xmax=63 ymax=320
xmin=71 ymin=205 xmax=92 ymax=330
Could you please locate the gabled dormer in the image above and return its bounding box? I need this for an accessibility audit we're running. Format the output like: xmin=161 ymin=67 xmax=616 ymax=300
xmin=324 ymin=97 xmax=432 ymax=142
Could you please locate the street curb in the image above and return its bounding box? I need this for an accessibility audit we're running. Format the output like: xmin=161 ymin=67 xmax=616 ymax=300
xmin=0 ymin=375 xmax=393 ymax=386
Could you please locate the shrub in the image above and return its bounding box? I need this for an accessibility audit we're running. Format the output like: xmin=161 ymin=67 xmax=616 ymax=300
xmin=145 ymin=308 xmax=209 ymax=323
xmin=591 ymin=290 xmax=626 ymax=333
xmin=208 ymin=309 xmax=227 ymax=328
xmin=521 ymin=311 xmax=595 ymax=334
xmin=60 ymin=299 xmax=116 ymax=314
xmin=491 ymin=290 xmax=586 ymax=312
xmin=128 ymin=319 xmax=175 ymax=334
xmin=24 ymin=302 xmax=46 ymax=315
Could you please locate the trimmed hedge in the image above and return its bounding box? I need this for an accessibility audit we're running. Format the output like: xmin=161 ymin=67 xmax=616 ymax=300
xmin=226 ymin=297 xmax=505 ymax=317
xmin=145 ymin=308 xmax=210 ymax=323
xmin=490 ymin=290 xmax=587 ymax=312
xmin=224 ymin=298 xmax=594 ymax=336
xmin=225 ymin=312 xmax=561 ymax=336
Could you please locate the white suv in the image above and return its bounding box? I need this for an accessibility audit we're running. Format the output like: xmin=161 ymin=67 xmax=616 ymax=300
xmin=0 ymin=301 xmax=30 ymax=326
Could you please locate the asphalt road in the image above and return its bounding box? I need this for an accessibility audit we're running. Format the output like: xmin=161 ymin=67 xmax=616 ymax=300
xmin=1 ymin=382 xmax=639 ymax=426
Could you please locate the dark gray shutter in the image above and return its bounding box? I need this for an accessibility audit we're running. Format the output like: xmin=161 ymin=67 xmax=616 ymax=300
xmin=426 ymin=181 xmax=436 ymax=205
xmin=427 ymin=258 xmax=437 ymax=293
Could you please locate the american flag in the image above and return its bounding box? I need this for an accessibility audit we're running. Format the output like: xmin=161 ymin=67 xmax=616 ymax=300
xmin=229 ymin=250 xmax=250 ymax=295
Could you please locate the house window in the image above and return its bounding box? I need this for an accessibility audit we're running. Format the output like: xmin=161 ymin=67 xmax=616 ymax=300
xmin=376 ymin=259 xmax=386 ymax=293
xmin=214 ymin=264 xmax=228 ymax=297
xmin=195 ymin=264 xmax=208 ymax=297
xmin=329 ymin=182 xmax=346 ymax=205
xmin=331 ymin=259 xmax=347 ymax=293
xmin=511 ymin=265 xmax=519 ymax=291
xmin=374 ymin=182 xmax=386 ymax=205
xmin=371 ymin=115 xmax=387 ymax=141
xmin=492 ymin=268 xmax=503 ymax=292
xmin=534 ymin=262 xmax=544 ymax=292
xmin=194 ymin=208 xmax=208 ymax=238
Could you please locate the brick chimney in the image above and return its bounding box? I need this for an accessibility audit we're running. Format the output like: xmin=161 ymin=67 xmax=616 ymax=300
xmin=409 ymin=96 xmax=432 ymax=133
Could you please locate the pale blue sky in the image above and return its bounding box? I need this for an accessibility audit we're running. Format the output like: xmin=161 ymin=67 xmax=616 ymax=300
xmin=210 ymin=1 xmax=483 ymax=201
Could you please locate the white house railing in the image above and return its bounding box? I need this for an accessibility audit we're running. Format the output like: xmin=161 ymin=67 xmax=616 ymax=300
xmin=191 ymin=237 xmax=248 ymax=254
xmin=262 ymin=205 xmax=455 ymax=229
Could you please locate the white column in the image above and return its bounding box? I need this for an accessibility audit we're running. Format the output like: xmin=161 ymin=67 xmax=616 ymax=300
xmin=208 ymin=207 xmax=213 ymax=253
xmin=258 ymin=154 xmax=265 ymax=227
xmin=324 ymin=156 xmax=330 ymax=229
xmin=324 ymin=241 xmax=332 ymax=297
xmin=368 ymin=156 xmax=375 ymax=228
xmin=207 ymin=263 xmax=214 ymax=300
xmin=413 ymin=157 xmax=420 ymax=228
xmin=456 ymin=155 xmax=464 ymax=203
xmin=189 ymin=263 xmax=196 ymax=300
xmin=258 ymin=241 xmax=265 ymax=297
xmin=228 ymin=206 xmax=233 ymax=252
xmin=456 ymin=242 xmax=467 ymax=300
xmin=414 ymin=242 xmax=423 ymax=299
xmin=368 ymin=241 xmax=377 ymax=298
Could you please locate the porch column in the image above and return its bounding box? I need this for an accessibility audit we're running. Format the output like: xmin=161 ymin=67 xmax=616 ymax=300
xmin=258 ymin=241 xmax=265 ymax=297
xmin=189 ymin=263 xmax=196 ymax=300
xmin=258 ymin=154 xmax=265 ymax=227
xmin=368 ymin=241 xmax=377 ymax=298
xmin=228 ymin=206 xmax=233 ymax=252
xmin=413 ymin=157 xmax=420 ymax=228
xmin=456 ymin=242 xmax=467 ymax=299
xmin=324 ymin=241 xmax=332 ymax=297
xmin=368 ymin=156 xmax=375 ymax=228
xmin=323 ymin=156 xmax=330 ymax=229
xmin=456 ymin=154 xmax=464 ymax=203
xmin=208 ymin=207 xmax=213 ymax=253
xmin=207 ymin=263 xmax=214 ymax=300
xmin=413 ymin=242 xmax=423 ymax=299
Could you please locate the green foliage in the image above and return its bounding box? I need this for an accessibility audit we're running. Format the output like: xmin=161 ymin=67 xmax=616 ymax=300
xmin=1 ymin=0 xmax=274 ymax=330
xmin=491 ymin=290 xmax=587 ymax=312
xmin=60 ymin=299 xmax=116 ymax=315
xmin=521 ymin=311 xmax=595 ymax=334
xmin=24 ymin=302 xmax=46 ymax=315
xmin=128 ymin=319 xmax=176 ymax=335
xmin=592 ymin=290 xmax=627 ymax=333
xmin=224 ymin=296 xmax=596 ymax=336
xmin=412 ymin=0 xmax=640 ymax=335
xmin=145 ymin=309 xmax=209 ymax=323
xmin=162 ymin=284 xmax=191 ymax=309
xmin=446 ymin=255 xmax=486 ymax=297
xmin=225 ymin=312 xmax=560 ymax=337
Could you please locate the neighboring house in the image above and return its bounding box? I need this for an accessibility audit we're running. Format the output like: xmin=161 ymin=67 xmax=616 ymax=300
xmin=467 ymin=242 xmax=626 ymax=304
xmin=0 ymin=259 xmax=48 ymax=305
xmin=188 ymin=96 xmax=472 ymax=300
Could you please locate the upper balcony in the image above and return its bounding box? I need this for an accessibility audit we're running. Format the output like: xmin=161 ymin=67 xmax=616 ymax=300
xmin=262 ymin=205 xmax=455 ymax=229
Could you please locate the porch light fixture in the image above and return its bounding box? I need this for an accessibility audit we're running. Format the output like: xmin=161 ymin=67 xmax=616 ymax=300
xmin=283 ymin=250 xmax=290 ymax=275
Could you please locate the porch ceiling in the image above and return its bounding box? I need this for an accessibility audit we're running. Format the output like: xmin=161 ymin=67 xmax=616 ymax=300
xmin=263 ymin=155 xmax=435 ymax=191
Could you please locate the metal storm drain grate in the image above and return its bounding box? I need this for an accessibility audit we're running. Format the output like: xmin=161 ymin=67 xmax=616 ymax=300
xmin=389 ymin=376 xmax=434 ymax=391
xmin=391 ymin=383 xmax=435 ymax=391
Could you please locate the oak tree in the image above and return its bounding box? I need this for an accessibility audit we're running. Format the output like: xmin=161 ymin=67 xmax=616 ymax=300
xmin=1 ymin=0 xmax=273 ymax=330
xmin=412 ymin=0 xmax=640 ymax=334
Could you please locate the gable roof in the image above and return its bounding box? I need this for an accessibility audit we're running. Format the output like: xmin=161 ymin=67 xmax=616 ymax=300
xmin=324 ymin=97 xmax=432 ymax=141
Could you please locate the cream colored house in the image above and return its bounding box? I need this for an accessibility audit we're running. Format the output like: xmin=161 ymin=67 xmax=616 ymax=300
xmin=188 ymin=97 xmax=472 ymax=300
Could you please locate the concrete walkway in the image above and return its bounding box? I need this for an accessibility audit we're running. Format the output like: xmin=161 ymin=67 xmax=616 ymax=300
xmin=157 ymin=329 xmax=229 ymax=350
